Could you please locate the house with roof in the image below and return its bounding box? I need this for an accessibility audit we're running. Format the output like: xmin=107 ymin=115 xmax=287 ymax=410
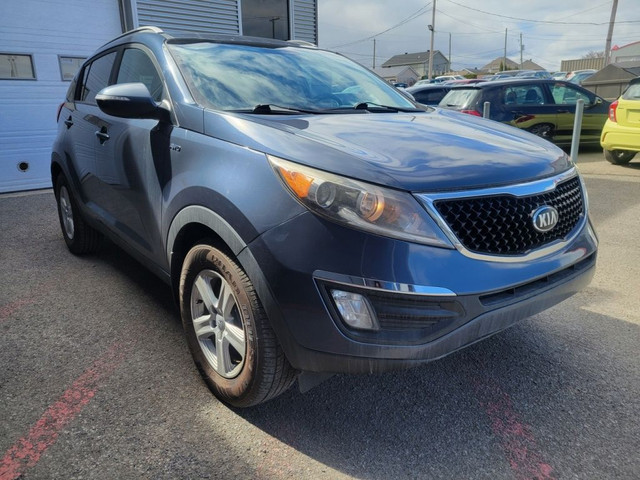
xmin=381 ymin=51 xmax=449 ymax=78
xmin=521 ymin=59 xmax=545 ymax=71
xmin=372 ymin=66 xmax=419 ymax=86
xmin=481 ymin=57 xmax=520 ymax=73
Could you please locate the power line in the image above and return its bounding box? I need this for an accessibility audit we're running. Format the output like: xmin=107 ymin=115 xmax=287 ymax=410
xmin=443 ymin=0 xmax=639 ymax=25
xmin=328 ymin=2 xmax=432 ymax=49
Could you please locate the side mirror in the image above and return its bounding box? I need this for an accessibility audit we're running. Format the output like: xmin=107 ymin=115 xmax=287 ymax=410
xmin=586 ymin=97 xmax=603 ymax=109
xmin=96 ymin=83 xmax=168 ymax=121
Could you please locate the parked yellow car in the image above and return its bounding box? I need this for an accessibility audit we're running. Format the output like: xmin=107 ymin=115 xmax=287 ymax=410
xmin=600 ymin=78 xmax=640 ymax=165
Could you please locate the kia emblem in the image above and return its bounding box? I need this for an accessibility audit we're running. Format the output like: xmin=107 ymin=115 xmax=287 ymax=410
xmin=532 ymin=205 xmax=559 ymax=233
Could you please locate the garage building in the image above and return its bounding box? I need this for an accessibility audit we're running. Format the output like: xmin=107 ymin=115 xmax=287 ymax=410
xmin=0 ymin=0 xmax=318 ymax=193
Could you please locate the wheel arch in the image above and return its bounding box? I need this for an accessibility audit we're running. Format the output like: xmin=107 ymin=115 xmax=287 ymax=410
xmin=167 ymin=205 xmax=246 ymax=303
xmin=166 ymin=206 xmax=298 ymax=367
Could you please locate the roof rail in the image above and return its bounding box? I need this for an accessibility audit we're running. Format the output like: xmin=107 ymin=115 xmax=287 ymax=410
xmin=287 ymin=39 xmax=317 ymax=48
xmin=97 ymin=26 xmax=165 ymax=49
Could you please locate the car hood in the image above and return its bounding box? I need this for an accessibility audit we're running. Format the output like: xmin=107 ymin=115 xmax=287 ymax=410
xmin=203 ymin=108 xmax=571 ymax=192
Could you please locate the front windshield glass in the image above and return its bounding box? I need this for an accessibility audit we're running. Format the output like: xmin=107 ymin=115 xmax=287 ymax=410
xmin=167 ymin=41 xmax=417 ymax=112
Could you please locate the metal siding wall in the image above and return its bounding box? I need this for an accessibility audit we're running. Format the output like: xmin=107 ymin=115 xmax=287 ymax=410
xmin=136 ymin=0 xmax=240 ymax=35
xmin=0 ymin=0 xmax=122 ymax=193
xmin=292 ymin=0 xmax=317 ymax=44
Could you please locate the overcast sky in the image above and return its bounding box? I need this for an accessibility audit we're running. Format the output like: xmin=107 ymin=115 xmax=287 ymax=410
xmin=317 ymin=0 xmax=639 ymax=72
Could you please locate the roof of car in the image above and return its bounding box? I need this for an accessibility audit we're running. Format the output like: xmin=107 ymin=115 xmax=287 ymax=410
xmin=406 ymin=84 xmax=451 ymax=92
xmin=99 ymin=25 xmax=317 ymax=51
xmin=448 ymin=78 xmax=568 ymax=89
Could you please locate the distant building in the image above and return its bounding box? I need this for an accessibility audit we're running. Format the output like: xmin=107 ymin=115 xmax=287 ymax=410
xmin=561 ymin=57 xmax=605 ymax=73
xmin=381 ymin=51 xmax=449 ymax=78
xmin=372 ymin=66 xmax=419 ymax=86
xmin=481 ymin=57 xmax=520 ymax=73
xmin=521 ymin=59 xmax=545 ymax=71
xmin=582 ymin=61 xmax=640 ymax=101
xmin=611 ymin=41 xmax=640 ymax=64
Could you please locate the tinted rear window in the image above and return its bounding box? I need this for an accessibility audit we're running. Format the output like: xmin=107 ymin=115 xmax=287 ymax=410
xmin=439 ymin=89 xmax=479 ymax=108
xmin=622 ymin=82 xmax=640 ymax=100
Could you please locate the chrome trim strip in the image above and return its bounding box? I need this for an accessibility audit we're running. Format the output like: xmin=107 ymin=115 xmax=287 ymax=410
xmin=415 ymin=167 xmax=588 ymax=263
xmin=314 ymin=270 xmax=457 ymax=297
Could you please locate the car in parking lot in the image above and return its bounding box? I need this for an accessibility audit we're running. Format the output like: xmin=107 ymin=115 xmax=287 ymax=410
xmin=405 ymin=83 xmax=452 ymax=105
xmin=438 ymin=79 xmax=609 ymax=145
xmin=566 ymin=69 xmax=597 ymax=86
xmin=52 ymin=27 xmax=598 ymax=407
xmin=600 ymin=77 xmax=640 ymax=164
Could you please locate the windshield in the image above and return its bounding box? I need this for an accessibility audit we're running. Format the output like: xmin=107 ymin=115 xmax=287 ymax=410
xmin=167 ymin=41 xmax=417 ymax=112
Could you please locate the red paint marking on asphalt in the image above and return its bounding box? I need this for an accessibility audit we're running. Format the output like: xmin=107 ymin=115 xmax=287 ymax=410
xmin=0 ymin=298 xmax=33 ymax=322
xmin=472 ymin=376 xmax=555 ymax=480
xmin=0 ymin=283 xmax=54 ymax=323
xmin=0 ymin=343 xmax=128 ymax=480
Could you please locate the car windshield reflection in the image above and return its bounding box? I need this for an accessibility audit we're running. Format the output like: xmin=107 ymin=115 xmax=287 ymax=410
xmin=168 ymin=42 xmax=417 ymax=113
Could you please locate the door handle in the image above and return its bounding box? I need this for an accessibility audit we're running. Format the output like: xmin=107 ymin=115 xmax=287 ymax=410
xmin=95 ymin=127 xmax=110 ymax=144
xmin=557 ymin=109 xmax=570 ymax=114
xmin=64 ymin=116 xmax=73 ymax=128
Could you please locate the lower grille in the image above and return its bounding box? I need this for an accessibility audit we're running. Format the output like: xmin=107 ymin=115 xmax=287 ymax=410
xmin=434 ymin=176 xmax=584 ymax=255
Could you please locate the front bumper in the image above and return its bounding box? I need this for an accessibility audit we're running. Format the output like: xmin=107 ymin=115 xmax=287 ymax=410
xmin=245 ymin=209 xmax=598 ymax=374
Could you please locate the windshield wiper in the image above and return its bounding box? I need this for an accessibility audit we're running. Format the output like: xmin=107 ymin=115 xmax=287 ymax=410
xmin=251 ymin=104 xmax=320 ymax=114
xmin=353 ymin=102 xmax=420 ymax=112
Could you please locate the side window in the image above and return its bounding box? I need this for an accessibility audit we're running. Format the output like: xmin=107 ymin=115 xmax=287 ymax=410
xmin=116 ymin=48 xmax=163 ymax=102
xmin=550 ymin=83 xmax=592 ymax=105
xmin=80 ymin=52 xmax=117 ymax=104
xmin=504 ymin=85 xmax=545 ymax=105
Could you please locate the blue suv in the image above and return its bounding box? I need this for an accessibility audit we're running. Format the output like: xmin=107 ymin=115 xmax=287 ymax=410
xmin=52 ymin=27 xmax=598 ymax=407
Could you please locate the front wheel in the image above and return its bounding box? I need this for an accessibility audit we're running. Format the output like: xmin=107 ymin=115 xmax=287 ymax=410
xmin=603 ymin=149 xmax=636 ymax=165
xmin=179 ymin=244 xmax=296 ymax=407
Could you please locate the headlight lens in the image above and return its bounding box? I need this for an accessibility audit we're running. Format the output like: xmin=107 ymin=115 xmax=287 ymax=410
xmin=268 ymin=155 xmax=453 ymax=248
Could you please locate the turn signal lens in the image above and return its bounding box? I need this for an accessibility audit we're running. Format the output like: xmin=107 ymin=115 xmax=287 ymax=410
xmin=278 ymin=168 xmax=314 ymax=198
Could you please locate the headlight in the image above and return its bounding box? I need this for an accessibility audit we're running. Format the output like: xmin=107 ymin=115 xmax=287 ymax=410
xmin=268 ymin=155 xmax=453 ymax=248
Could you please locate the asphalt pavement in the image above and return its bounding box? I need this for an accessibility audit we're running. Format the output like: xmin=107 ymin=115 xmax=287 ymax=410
xmin=1 ymin=148 xmax=639 ymax=479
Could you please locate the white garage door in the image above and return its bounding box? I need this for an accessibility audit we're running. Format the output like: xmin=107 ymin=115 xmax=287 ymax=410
xmin=0 ymin=0 xmax=123 ymax=193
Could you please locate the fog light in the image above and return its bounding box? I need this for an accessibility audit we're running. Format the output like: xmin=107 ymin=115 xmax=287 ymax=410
xmin=330 ymin=290 xmax=379 ymax=331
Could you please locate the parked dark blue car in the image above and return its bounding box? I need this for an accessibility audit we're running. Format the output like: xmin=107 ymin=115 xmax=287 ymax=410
xmin=52 ymin=27 xmax=598 ymax=407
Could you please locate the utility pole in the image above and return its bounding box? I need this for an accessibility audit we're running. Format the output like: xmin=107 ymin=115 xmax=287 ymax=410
xmin=373 ymin=38 xmax=376 ymax=69
xmin=503 ymin=28 xmax=507 ymax=71
xmin=520 ymin=33 xmax=524 ymax=69
xmin=604 ymin=0 xmax=618 ymax=66
xmin=448 ymin=32 xmax=452 ymax=73
xmin=428 ymin=0 xmax=436 ymax=80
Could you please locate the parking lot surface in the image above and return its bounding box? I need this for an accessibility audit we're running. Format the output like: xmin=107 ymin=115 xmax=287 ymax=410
xmin=1 ymin=149 xmax=639 ymax=479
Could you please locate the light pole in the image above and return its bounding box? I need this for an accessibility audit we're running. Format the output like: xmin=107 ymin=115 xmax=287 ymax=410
xmin=428 ymin=0 xmax=436 ymax=80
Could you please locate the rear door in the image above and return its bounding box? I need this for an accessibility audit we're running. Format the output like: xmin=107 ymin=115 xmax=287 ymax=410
xmin=64 ymin=50 xmax=118 ymax=203
xmin=499 ymin=83 xmax=558 ymax=139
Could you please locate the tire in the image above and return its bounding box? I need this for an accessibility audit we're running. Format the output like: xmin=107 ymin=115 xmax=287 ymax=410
xmin=527 ymin=123 xmax=554 ymax=140
xmin=54 ymin=173 xmax=102 ymax=254
xmin=603 ymin=149 xmax=636 ymax=165
xmin=179 ymin=244 xmax=296 ymax=407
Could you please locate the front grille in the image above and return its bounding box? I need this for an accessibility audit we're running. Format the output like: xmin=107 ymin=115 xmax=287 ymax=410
xmin=434 ymin=176 xmax=584 ymax=255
